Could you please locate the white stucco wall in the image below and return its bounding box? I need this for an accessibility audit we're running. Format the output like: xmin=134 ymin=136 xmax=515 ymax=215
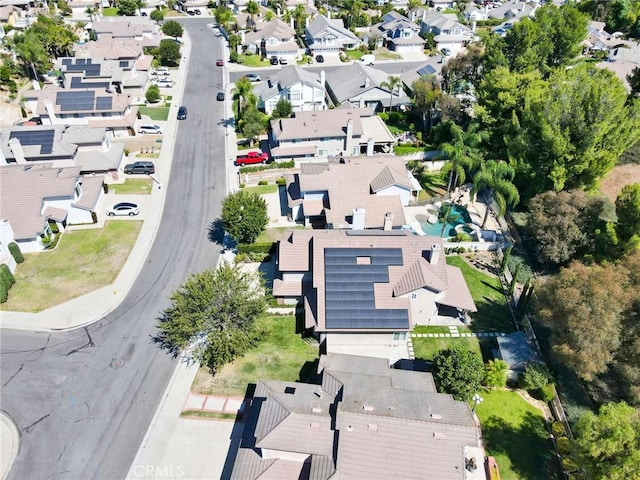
xmin=376 ymin=185 xmax=411 ymax=206
xmin=406 ymin=288 xmax=441 ymax=325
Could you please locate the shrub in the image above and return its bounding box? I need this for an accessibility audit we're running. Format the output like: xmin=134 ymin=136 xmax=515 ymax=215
xmin=236 ymin=242 xmax=275 ymax=255
xmin=551 ymin=421 xmax=565 ymax=438
xmin=239 ymin=183 xmax=246 ymax=188
xmin=275 ymin=177 xmax=286 ymax=186
xmin=8 ymin=242 xmax=23 ymax=263
xmin=257 ymin=180 xmax=268 ymax=186
xmin=146 ymin=85 xmax=161 ymax=103
xmin=378 ymin=112 xmax=389 ymax=122
xmin=556 ymin=436 xmax=572 ymax=455
xmin=0 ymin=263 xmax=15 ymax=302
xmin=451 ymin=232 xmax=472 ymax=243
xmin=532 ymin=383 xmax=556 ymax=402
xmin=388 ymin=111 xmax=402 ymax=124
xmin=48 ymin=221 xmax=59 ymax=234
xmin=520 ymin=363 xmax=552 ymax=391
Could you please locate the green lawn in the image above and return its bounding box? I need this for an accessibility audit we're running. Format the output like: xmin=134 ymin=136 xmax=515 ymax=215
xmin=413 ymin=325 xmax=451 ymax=334
xmin=240 ymin=54 xmax=271 ymax=67
xmin=138 ymin=106 xmax=170 ymax=121
xmin=243 ymin=184 xmax=278 ymax=195
xmin=109 ymin=179 xmax=153 ymax=195
xmin=376 ymin=51 xmax=401 ymax=60
xmin=102 ymin=7 xmax=118 ymax=16
xmin=255 ymin=225 xmax=306 ymax=244
xmin=345 ymin=50 xmax=364 ymax=60
xmin=1 ymin=221 xmax=142 ymax=312
xmin=413 ymin=336 xmax=482 ymax=361
xmin=476 ymin=390 xmax=559 ymax=480
xmin=447 ymin=256 xmax=514 ymax=332
xmin=192 ymin=315 xmax=319 ymax=397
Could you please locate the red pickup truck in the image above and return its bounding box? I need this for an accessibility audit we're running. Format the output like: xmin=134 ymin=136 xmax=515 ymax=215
xmin=234 ymin=151 xmax=270 ymax=167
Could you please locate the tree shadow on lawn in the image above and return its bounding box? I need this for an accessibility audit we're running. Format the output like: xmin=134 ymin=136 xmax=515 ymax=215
xmin=481 ymin=279 xmax=505 ymax=295
xmin=470 ymin=298 xmax=515 ymax=333
xmin=481 ymin=411 xmax=559 ymax=480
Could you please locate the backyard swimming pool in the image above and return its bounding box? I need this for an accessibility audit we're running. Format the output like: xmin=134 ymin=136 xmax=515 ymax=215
xmin=418 ymin=204 xmax=473 ymax=237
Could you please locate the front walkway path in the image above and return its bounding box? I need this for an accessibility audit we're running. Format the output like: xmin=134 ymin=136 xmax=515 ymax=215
xmin=411 ymin=331 xmax=507 ymax=338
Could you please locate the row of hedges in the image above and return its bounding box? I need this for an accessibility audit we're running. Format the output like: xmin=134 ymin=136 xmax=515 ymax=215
xmin=239 ymin=160 xmax=295 ymax=174
xmin=0 ymin=264 xmax=15 ymax=303
xmin=235 ymin=242 xmax=276 ymax=264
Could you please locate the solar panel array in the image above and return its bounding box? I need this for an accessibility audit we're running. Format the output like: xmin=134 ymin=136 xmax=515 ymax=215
xmin=69 ymin=77 xmax=109 ymax=90
xmin=324 ymin=248 xmax=409 ymax=329
xmin=62 ymin=58 xmax=101 ymax=77
xmin=95 ymin=96 xmax=113 ymax=110
xmin=9 ymin=129 xmax=55 ymax=155
xmin=57 ymin=90 xmax=95 ymax=111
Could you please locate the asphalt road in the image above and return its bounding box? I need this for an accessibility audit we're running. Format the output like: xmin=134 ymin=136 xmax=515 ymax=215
xmin=0 ymin=18 xmax=226 ymax=480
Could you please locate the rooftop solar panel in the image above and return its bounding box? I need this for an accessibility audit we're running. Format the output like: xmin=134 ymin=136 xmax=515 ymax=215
xmin=324 ymin=248 xmax=408 ymax=330
xmin=62 ymin=58 xmax=72 ymax=66
xmin=95 ymin=96 xmax=113 ymax=110
xmin=9 ymin=129 xmax=55 ymax=155
xmin=56 ymin=91 xmax=96 ymax=111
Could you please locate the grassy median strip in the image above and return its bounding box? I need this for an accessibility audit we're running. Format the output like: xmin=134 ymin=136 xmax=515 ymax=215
xmin=1 ymin=221 xmax=142 ymax=312
xmin=180 ymin=411 xmax=239 ymax=420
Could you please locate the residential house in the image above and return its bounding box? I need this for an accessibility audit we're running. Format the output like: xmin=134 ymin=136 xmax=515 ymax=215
xmin=23 ymin=85 xmax=137 ymax=135
xmin=598 ymin=42 xmax=640 ymax=91
xmin=324 ymin=62 xmax=411 ymax=110
xmin=0 ymin=164 xmax=104 ymax=253
xmin=464 ymin=3 xmax=489 ymax=22
xmin=400 ymin=56 xmax=444 ymax=93
xmin=430 ymin=0 xmax=455 ymax=9
xmin=496 ymin=332 xmax=543 ymax=381
xmin=90 ymin=17 xmax=160 ymax=43
xmin=421 ymin=11 xmax=475 ymax=55
xmin=268 ymin=107 xmax=395 ymax=161
xmin=305 ymin=14 xmax=359 ymax=57
xmin=68 ymin=0 xmax=101 ymax=20
xmin=231 ymin=353 xmax=485 ymax=480
xmin=243 ymin=18 xmax=299 ymax=63
xmin=283 ymin=155 xmax=421 ymax=228
xmin=0 ymin=125 xmax=125 ymax=172
xmin=273 ymin=230 xmax=477 ymax=359
xmin=371 ymin=11 xmax=425 ymax=53
xmin=255 ymin=66 xmax=326 ymax=115
xmin=0 ymin=0 xmax=38 ymax=30
xmin=55 ymin=56 xmax=150 ymax=99
xmin=0 ymin=219 xmax=17 ymax=273
xmin=488 ymin=0 xmax=537 ymax=22
xmin=584 ymin=21 xmax=615 ymax=53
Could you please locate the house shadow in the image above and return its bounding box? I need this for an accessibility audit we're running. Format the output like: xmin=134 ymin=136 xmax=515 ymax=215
xmin=220 ymin=382 xmax=256 ymax=480
xmin=258 ymin=256 xmax=276 ymax=292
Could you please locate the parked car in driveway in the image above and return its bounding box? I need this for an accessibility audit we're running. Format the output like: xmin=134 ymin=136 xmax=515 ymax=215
xmin=137 ymin=124 xmax=163 ymax=135
xmin=106 ymin=202 xmax=139 ymax=216
xmin=245 ymin=73 xmax=261 ymax=82
xmin=234 ymin=151 xmax=270 ymax=166
xmin=270 ymin=56 xmax=279 ymax=65
xmin=315 ymin=54 xmax=325 ymax=63
xmin=151 ymin=67 xmax=170 ymax=76
xmin=154 ymin=78 xmax=174 ymax=88
xmin=177 ymin=106 xmax=187 ymax=120
xmin=124 ymin=161 xmax=155 ymax=174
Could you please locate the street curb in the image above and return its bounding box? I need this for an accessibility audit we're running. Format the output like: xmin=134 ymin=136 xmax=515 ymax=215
xmin=0 ymin=412 xmax=19 ymax=480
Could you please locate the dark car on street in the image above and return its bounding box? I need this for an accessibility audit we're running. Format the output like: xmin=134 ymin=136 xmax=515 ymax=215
xmin=216 ymin=59 xmax=224 ymax=66
xmin=124 ymin=161 xmax=155 ymax=175
xmin=177 ymin=106 xmax=187 ymax=120
xmin=216 ymin=92 xmax=225 ymax=101
xmin=270 ymin=56 xmax=279 ymax=65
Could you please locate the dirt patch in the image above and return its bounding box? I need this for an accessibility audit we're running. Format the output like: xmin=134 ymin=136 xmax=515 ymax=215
xmin=0 ymin=97 xmax=24 ymax=127
xmin=600 ymin=164 xmax=640 ymax=202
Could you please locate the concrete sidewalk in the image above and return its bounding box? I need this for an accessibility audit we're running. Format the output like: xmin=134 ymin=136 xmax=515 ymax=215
xmin=0 ymin=413 xmax=18 ymax=480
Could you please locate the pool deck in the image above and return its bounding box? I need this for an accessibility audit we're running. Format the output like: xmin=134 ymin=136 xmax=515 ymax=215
xmin=405 ymin=196 xmax=502 ymax=238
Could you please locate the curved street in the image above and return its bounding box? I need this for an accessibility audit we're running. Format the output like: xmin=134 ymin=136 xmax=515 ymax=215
xmin=0 ymin=18 xmax=227 ymax=480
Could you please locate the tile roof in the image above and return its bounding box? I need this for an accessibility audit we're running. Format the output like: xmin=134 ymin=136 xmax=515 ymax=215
xmin=287 ymin=156 xmax=410 ymax=229
xmin=306 ymin=14 xmax=358 ymax=42
xmin=324 ymin=62 xmax=393 ymax=103
xmin=0 ymin=164 xmax=79 ymax=240
xmin=231 ymin=353 xmax=480 ymax=480
xmin=23 ymin=85 xmax=131 ymax=117
xmin=277 ymin=230 xmax=477 ymax=332
xmin=0 ymin=125 xmax=75 ymax=162
xmin=271 ymin=108 xmax=371 ymax=141
xmin=244 ymin=18 xmax=295 ymax=44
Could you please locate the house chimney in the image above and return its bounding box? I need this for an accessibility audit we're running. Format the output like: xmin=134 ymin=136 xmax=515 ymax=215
xmin=320 ymin=69 xmax=325 ymax=87
xmin=290 ymin=16 xmax=294 ymax=28
xmin=364 ymin=77 xmax=370 ymax=89
xmin=430 ymin=243 xmax=441 ymax=265
xmin=383 ymin=212 xmax=393 ymax=231
xmin=345 ymin=118 xmax=353 ymax=152
xmin=8 ymin=138 xmax=27 ymax=165
xmin=352 ymin=207 xmax=366 ymax=230
xmin=327 ymin=11 xmax=330 ymax=19
xmin=471 ymin=20 xmax=476 ymax=32
xmin=366 ymin=137 xmax=374 ymax=156
xmin=306 ymin=16 xmax=310 ymax=27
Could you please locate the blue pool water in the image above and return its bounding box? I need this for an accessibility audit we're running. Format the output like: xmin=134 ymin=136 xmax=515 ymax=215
xmin=419 ymin=204 xmax=473 ymax=237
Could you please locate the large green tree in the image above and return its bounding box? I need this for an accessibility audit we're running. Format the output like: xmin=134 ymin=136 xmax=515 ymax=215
xmin=156 ymin=39 xmax=181 ymax=65
xmin=574 ymin=401 xmax=640 ymax=480
xmin=117 ymin=0 xmax=142 ymax=16
xmin=437 ymin=122 xmax=482 ymax=195
xmin=233 ymin=76 xmax=254 ymax=121
xmin=162 ymin=20 xmax=183 ymax=39
xmin=156 ymin=264 xmax=266 ymax=373
xmin=615 ymin=183 xmax=640 ymax=242
xmin=380 ymin=75 xmax=403 ymax=112
xmin=221 ymin=190 xmax=268 ymax=245
xmin=412 ymin=75 xmax=442 ymax=131
xmin=432 ymin=346 xmax=484 ymax=401
xmin=535 ymin=261 xmax=630 ymax=381
xmin=527 ymin=189 xmax=608 ymax=265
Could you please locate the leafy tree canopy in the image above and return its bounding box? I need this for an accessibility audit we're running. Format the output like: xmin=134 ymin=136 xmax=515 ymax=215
xmin=272 ymin=98 xmax=292 ymax=119
xmin=162 ymin=20 xmax=183 ymax=38
xmin=150 ymin=9 xmax=165 ymax=22
xmin=156 ymin=39 xmax=181 ymax=65
xmin=432 ymin=346 xmax=484 ymax=401
xmin=574 ymin=401 xmax=640 ymax=480
xmin=117 ymin=0 xmax=142 ymax=16
xmin=155 ymin=263 xmax=267 ymax=374
xmin=221 ymin=190 xmax=268 ymax=245
xmin=615 ymin=183 xmax=640 ymax=242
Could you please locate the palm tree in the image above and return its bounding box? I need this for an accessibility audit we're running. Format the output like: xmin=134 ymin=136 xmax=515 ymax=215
xmin=245 ymin=0 xmax=259 ymax=29
xmin=380 ymin=75 xmax=402 ymax=112
xmin=233 ymin=77 xmax=254 ymax=121
xmin=438 ymin=123 xmax=482 ymax=195
xmin=472 ymin=160 xmax=520 ymax=228
xmin=292 ymin=4 xmax=307 ymax=34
